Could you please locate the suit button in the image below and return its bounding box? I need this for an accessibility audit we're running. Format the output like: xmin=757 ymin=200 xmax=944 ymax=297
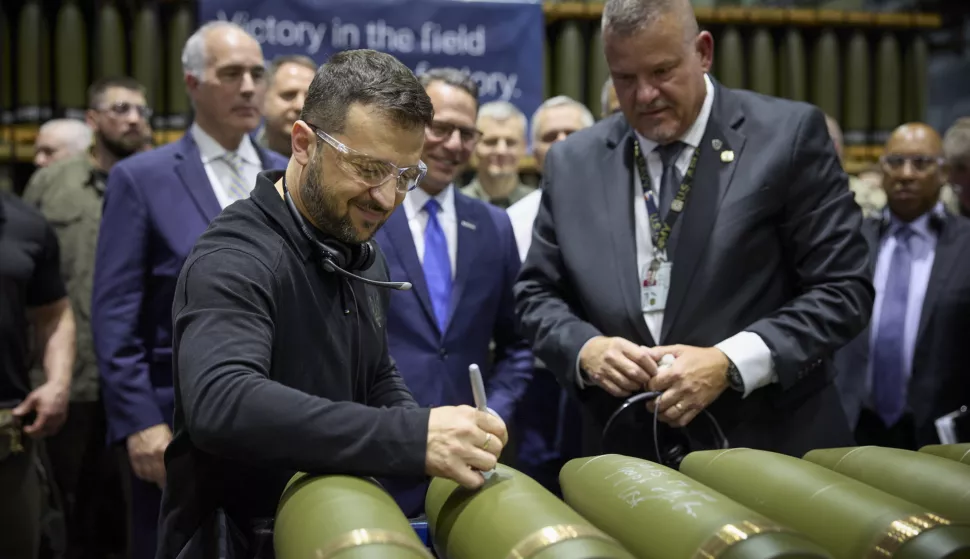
xmin=439 ymin=348 xmax=448 ymax=360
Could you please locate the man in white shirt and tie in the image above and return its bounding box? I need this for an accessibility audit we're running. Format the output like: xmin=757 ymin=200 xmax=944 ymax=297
xmin=190 ymin=122 xmax=266 ymax=209
xmin=91 ymin=20 xmax=287 ymax=559
xmin=374 ymin=68 xmax=532 ymax=517
xmin=835 ymin=123 xmax=970 ymax=450
xmin=507 ymin=95 xmax=595 ymax=261
xmin=515 ymin=0 xmax=870 ymax=463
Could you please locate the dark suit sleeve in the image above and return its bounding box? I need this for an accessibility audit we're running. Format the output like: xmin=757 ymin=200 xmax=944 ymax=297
xmin=486 ymin=212 xmax=534 ymax=423
xmin=91 ymin=164 xmax=165 ymax=443
xmin=745 ymin=108 xmax=875 ymax=389
xmin=174 ymin=247 xmax=429 ymax=476
xmin=514 ymin=146 xmax=604 ymax=389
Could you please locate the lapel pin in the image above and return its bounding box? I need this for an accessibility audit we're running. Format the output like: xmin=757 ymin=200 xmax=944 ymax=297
xmin=460 ymin=220 xmax=477 ymax=230
xmin=721 ymin=150 xmax=734 ymax=163
xmin=712 ymin=138 xmax=723 ymax=150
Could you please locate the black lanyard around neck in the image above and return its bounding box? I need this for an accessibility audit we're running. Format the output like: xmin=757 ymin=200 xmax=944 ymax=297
xmin=633 ymin=139 xmax=699 ymax=256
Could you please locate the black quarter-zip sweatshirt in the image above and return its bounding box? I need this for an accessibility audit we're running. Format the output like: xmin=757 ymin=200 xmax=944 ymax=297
xmin=157 ymin=170 xmax=429 ymax=559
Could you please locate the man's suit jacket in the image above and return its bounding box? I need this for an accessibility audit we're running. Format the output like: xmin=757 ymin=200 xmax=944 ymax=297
xmin=375 ymin=190 xmax=533 ymax=515
xmin=835 ymin=214 xmax=970 ymax=446
xmin=91 ymin=134 xmax=287 ymax=445
xmin=375 ymin=190 xmax=532 ymax=423
xmin=515 ymin=79 xmax=874 ymax=459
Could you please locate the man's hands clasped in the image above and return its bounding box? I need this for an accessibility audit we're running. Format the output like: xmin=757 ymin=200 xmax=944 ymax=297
xmin=579 ymin=336 xmax=732 ymax=427
xmin=578 ymin=336 xmax=658 ymax=397
xmin=644 ymin=344 xmax=730 ymax=427
xmin=426 ymin=405 xmax=508 ymax=490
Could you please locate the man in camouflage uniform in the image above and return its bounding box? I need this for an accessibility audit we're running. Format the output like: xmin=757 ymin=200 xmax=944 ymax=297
xmin=22 ymin=76 xmax=151 ymax=559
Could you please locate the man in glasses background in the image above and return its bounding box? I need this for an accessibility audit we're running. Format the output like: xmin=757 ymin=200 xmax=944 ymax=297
xmin=374 ymin=67 xmax=533 ymax=518
xmin=21 ymin=75 xmax=153 ymax=559
xmin=158 ymin=49 xmax=508 ymax=559
xmin=834 ymin=122 xmax=970 ymax=450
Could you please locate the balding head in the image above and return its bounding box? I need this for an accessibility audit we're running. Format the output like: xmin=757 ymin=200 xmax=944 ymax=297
xmin=881 ymin=122 xmax=946 ymax=222
xmin=182 ymin=21 xmax=260 ymax=78
xmin=887 ymin=123 xmax=943 ymax=155
xmin=182 ymin=21 xmax=266 ymax=145
xmin=530 ymin=96 xmax=594 ymax=171
xmin=34 ymin=119 xmax=92 ymax=168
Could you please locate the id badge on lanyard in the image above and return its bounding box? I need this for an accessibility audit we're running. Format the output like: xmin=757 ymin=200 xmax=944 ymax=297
xmin=634 ymin=139 xmax=699 ymax=313
xmin=641 ymin=257 xmax=672 ymax=312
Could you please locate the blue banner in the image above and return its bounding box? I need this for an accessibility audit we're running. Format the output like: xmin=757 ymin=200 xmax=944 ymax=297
xmin=198 ymin=0 xmax=545 ymax=127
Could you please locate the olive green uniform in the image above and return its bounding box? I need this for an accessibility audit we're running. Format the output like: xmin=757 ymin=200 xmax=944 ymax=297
xmin=461 ymin=178 xmax=535 ymax=209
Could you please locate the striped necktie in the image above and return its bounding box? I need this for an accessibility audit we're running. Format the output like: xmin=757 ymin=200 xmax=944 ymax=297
xmin=221 ymin=152 xmax=251 ymax=201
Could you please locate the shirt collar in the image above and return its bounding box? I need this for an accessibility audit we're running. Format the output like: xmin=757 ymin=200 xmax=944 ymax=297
xmin=884 ymin=202 xmax=944 ymax=241
xmin=250 ymin=170 xmax=317 ymax=262
xmin=190 ymin=122 xmax=261 ymax=166
xmin=634 ymin=73 xmax=715 ymax=153
xmin=403 ymin=183 xmax=455 ymax=221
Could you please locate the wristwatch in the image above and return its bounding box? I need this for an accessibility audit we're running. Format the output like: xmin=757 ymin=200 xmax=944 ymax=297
xmin=726 ymin=360 xmax=744 ymax=392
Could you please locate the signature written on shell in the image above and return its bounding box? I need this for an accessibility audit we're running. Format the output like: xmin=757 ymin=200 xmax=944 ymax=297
xmin=603 ymin=461 xmax=719 ymax=518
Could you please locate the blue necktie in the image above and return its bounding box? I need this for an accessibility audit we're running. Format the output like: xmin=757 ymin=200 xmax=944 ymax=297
xmin=871 ymin=225 xmax=914 ymax=426
xmin=423 ymin=199 xmax=452 ymax=331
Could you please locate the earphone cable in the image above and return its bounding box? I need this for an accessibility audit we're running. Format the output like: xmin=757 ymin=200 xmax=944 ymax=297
xmin=602 ymin=390 xmax=730 ymax=467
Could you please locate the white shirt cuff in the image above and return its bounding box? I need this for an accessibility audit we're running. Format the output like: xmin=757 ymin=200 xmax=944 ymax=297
xmin=574 ymin=338 xmax=597 ymax=388
xmin=715 ymin=331 xmax=777 ymax=398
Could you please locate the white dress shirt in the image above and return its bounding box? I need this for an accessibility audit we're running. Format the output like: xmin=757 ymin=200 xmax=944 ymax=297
xmin=507 ymin=188 xmax=543 ymax=262
xmin=401 ymin=184 xmax=458 ymax=278
xmin=190 ymin=123 xmax=263 ymax=209
xmin=865 ymin=207 xmax=939 ymax=403
xmin=578 ymin=74 xmax=777 ymax=397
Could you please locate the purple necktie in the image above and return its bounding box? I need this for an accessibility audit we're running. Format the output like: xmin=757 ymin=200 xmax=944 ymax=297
xmin=871 ymin=225 xmax=913 ymax=426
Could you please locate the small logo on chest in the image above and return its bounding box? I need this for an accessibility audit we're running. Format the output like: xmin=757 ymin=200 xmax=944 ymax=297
xmin=368 ymin=291 xmax=384 ymax=329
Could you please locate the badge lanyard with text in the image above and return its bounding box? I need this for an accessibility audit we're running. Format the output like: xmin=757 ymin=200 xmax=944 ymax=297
xmin=635 ymin=139 xmax=700 ymax=312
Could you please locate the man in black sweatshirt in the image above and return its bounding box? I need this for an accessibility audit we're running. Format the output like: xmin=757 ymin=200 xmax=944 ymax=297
xmin=157 ymin=49 xmax=508 ymax=559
